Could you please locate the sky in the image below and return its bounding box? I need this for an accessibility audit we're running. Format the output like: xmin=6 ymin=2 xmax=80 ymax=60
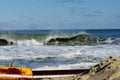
xmin=0 ymin=0 xmax=120 ymax=30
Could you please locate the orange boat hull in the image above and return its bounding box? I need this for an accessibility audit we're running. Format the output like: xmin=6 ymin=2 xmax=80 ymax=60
xmin=0 ymin=64 xmax=89 ymax=79
xmin=0 ymin=66 xmax=33 ymax=80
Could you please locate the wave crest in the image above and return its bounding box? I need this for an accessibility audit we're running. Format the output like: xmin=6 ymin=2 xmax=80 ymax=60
xmin=0 ymin=33 xmax=120 ymax=46
xmin=45 ymin=34 xmax=106 ymax=46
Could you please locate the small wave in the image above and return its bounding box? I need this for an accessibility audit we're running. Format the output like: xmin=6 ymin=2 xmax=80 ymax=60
xmin=0 ymin=33 xmax=45 ymax=46
xmin=0 ymin=38 xmax=44 ymax=46
xmin=33 ymin=62 xmax=97 ymax=70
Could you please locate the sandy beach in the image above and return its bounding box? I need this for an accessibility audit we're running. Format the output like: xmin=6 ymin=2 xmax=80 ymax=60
xmin=33 ymin=56 xmax=120 ymax=80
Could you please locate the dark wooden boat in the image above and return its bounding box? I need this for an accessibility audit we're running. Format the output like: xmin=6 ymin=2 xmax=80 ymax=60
xmin=32 ymin=69 xmax=89 ymax=79
xmin=33 ymin=69 xmax=89 ymax=76
xmin=0 ymin=64 xmax=89 ymax=79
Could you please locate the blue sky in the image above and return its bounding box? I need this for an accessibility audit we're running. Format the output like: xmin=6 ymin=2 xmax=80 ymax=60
xmin=0 ymin=0 xmax=120 ymax=30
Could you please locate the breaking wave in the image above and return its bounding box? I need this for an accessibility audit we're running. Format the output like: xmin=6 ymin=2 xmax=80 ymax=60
xmin=0 ymin=32 xmax=120 ymax=46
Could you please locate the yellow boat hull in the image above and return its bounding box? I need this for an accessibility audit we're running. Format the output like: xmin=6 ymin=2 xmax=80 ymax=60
xmin=0 ymin=66 xmax=33 ymax=80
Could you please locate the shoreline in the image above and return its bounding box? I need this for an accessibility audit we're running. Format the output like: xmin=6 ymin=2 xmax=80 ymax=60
xmin=32 ymin=56 xmax=120 ymax=80
xmin=0 ymin=56 xmax=120 ymax=80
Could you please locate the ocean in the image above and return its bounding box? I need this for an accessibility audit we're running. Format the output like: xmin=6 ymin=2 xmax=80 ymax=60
xmin=0 ymin=29 xmax=120 ymax=70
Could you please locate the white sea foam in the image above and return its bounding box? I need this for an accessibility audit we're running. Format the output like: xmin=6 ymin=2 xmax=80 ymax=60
xmin=0 ymin=45 xmax=120 ymax=69
xmin=33 ymin=62 xmax=96 ymax=70
xmin=33 ymin=75 xmax=75 ymax=78
xmin=16 ymin=39 xmax=44 ymax=46
xmin=103 ymin=38 xmax=113 ymax=44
